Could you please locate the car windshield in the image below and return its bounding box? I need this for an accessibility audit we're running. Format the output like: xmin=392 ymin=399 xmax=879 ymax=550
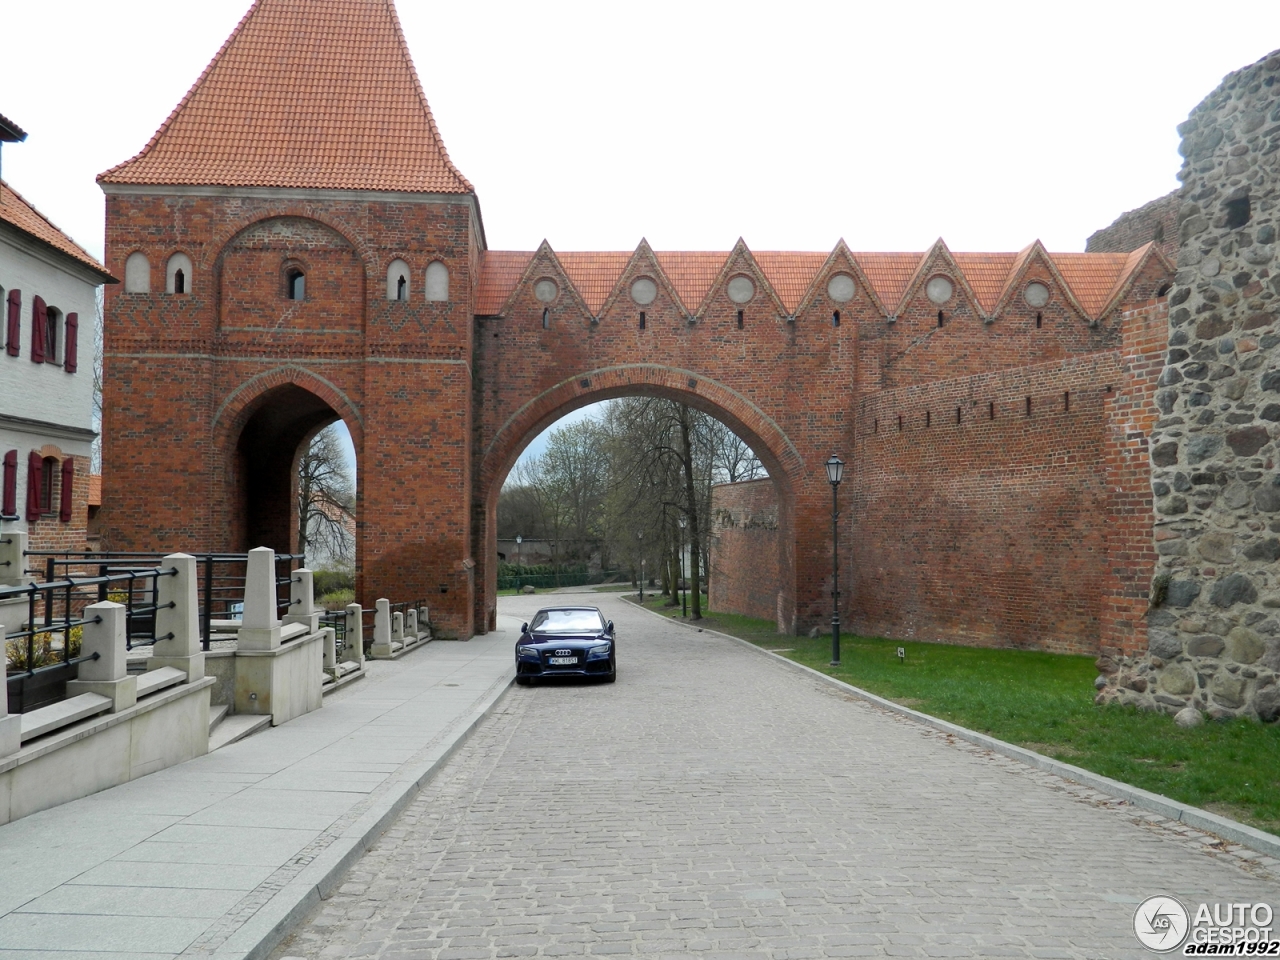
xmin=530 ymin=609 xmax=604 ymax=633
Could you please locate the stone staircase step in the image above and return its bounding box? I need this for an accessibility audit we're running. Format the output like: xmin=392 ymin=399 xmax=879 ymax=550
xmin=208 ymin=703 xmax=229 ymax=736
xmin=208 ymin=713 xmax=271 ymax=752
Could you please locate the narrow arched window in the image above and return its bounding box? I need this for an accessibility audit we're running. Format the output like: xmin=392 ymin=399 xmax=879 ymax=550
xmin=124 ymin=252 xmax=151 ymax=294
xmin=287 ymin=269 xmax=305 ymax=300
xmin=425 ymin=261 xmax=449 ymax=301
xmin=44 ymin=307 xmax=61 ymax=364
xmin=40 ymin=456 xmax=57 ymax=514
xmin=166 ymin=252 xmax=193 ymax=295
xmin=387 ymin=259 xmax=410 ymax=301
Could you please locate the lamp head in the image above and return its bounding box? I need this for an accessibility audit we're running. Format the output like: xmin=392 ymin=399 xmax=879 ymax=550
xmin=825 ymin=454 xmax=845 ymax=486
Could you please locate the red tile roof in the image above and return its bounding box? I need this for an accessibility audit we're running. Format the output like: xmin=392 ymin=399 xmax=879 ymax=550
xmin=652 ymin=252 xmax=729 ymax=313
xmin=753 ymin=252 xmax=830 ymax=313
xmin=1050 ymin=253 xmax=1134 ymax=319
xmin=0 ymin=181 xmax=113 ymax=280
xmin=558 ymin=252 xmax=632 ymax=315
xmin=951 ymin=253 xmax=1018 ymax=314
xmin=475 ymin=251 xmax=533 ymax=315
xmin=99 ymin=0 xmax=472 ymax=194
xmin=475 ymin=246 xmax=1165 ymax=322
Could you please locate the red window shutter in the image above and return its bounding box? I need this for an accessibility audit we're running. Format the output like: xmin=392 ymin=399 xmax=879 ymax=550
xmin=64 ymin=312 xmax=78 ymax=373
xmin=26 ymin=451 xmax=42 ymax=521
xmin=5 ymin=289 xmax=19 ymax=357
xmin=59 ymin=457 xmax=75 ymax=522
xmin=2 ymin=450 xmax=16 ymax=517
xmin=31 ymin=296 xmax=46 ymax=364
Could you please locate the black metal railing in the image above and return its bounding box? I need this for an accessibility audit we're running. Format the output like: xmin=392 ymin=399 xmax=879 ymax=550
xmin=3 ymin=564 xmax=178 ymax=713
xmin=23 ymin=551 xmax=304 ymax=652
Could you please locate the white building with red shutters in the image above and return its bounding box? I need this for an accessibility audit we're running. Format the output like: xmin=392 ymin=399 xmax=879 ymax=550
xmin=0 ymin=113 xmax=116 ymax=557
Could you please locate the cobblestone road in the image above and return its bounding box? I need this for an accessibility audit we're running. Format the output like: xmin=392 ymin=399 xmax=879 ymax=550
xmin=271 ymin=593 xmax=1280 ymax=959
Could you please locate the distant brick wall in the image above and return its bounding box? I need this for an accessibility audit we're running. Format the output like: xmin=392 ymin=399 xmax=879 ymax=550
xmin=708 ymin=479 xmax=781 ymax=625
xmin=1087 ymin=191 xmax=1180 ymax=261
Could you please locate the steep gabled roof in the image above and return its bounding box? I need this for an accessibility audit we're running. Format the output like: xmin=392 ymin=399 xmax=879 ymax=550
xmin=0 ymin=181 xmax=114 ymax=281
xmin=753 ymin=252 xmax=830 ymax=313
xmin=98 ymin=0 xmax=472 ymax=194
xmin=653 ymin=252 xmax=731 ymax=313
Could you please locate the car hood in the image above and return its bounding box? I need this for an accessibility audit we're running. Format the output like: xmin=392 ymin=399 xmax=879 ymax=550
xmin=523 ymin=632 xmax=608 ymax=646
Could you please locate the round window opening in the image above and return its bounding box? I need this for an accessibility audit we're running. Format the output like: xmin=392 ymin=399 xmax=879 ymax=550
xmin=1024 ymin=282 xmax=1050 ymax=308
xmin=534 ymin=279 xmax=559 ymax=303
xmin=925 ymin=276 xmax=953 ymax=305
xmin=827 ymin=273 xmax=856 ymax=303
xmin=727 ymin=275 xmax=755 ymax=304
xmin=630 ymin=277 xmax=658 ymax=305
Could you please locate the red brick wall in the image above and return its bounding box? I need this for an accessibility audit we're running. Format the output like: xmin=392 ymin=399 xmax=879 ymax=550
xmin=103 ymin=188 xmax=1172 ymax=651
xmin=708 ymin=479 xmax=782 ymax=624
xmin=24 ymin=451 xmax=93 ymax=558
xmin=101 ymin=193 xmax=480 ymax=636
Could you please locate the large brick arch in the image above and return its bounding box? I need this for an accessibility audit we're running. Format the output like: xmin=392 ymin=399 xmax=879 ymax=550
xmin=473 ymin=364 xmax=802 ymax=634
xmin=202 ymin=206 xmax=380 ymax=276
xmin=211 ymin=366 xmax=364 ymax=556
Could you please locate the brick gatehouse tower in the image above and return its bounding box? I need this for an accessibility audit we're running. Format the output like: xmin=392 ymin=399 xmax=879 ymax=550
xmin=100 ymin=0 xmax=1174 ymax=651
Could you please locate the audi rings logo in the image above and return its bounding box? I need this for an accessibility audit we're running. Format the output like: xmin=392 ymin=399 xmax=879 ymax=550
xmin=555 ymin=649 xmax=572 ymax=657
xmin=1134 ymin=895 xmax=1190 ymax=952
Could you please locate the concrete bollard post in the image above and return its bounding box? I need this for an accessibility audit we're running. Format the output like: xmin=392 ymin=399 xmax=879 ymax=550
xmin=406 ymin=609 xmax=418 ymax=642
xmin=0 ymin=530 xmax=28 ymax=588
xmin=371 ymin=598 xmax=394 ymax=658
xmin=392 ymin=611 xmax=404 ymax=643
xmin=285 ymin=568 xmax=320 ymax=634
xmin=418 ymin=606 xmax=431 ymax=639
xmin=238 ymin=547 xmax=282 ymax=650
xmin=344 ymin=602 xmax=365 ymax=667
xmin=67 ymin=601 xmax=137 ymax=712
xmin=149 ymin=553 xmax=206 ymax=683
xmin=322 ymin=626 xmax=337 ymax=673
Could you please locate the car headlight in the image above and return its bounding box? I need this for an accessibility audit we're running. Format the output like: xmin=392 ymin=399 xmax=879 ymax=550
xmin=586 ymin=644 xmax=611 ymax=659
xmin=516 ymin=645 xmax=539 ymax=657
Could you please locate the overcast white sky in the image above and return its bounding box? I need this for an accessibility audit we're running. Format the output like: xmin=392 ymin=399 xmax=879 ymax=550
xmin=4 ymin=0 xmax=1278 ymax=475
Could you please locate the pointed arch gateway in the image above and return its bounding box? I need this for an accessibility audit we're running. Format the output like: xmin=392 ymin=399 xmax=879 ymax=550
xmin=473 ymin=365 xmax=803 ymax=635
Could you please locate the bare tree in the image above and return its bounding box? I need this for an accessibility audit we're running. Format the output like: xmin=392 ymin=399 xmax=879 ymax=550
xmin=91 ymin=287 xmax=104 ymax=473
xmin=297 ymin=424 xmax=355 ymax=565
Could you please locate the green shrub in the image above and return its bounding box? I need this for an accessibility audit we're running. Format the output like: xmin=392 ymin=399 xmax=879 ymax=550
xmin=314 ymin=568 xmax=354 ymax=596
xmin=318 ymin=588 xmax=355 ymax=611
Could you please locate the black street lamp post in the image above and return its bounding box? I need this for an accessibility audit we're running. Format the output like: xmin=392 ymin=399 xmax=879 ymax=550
xmin=678 ymin=515 xmax=687 ymax=618
xmin=637 ymin=531 xmax=644 ymax=602
xmin=825 ymin=454 xmax=844 ymax=667
xmin=515 ymin=534 xmax=522 ymax=591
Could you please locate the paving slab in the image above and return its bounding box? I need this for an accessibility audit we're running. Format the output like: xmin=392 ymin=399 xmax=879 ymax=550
xmin=0 ymin=624 xmax=516 ymax=959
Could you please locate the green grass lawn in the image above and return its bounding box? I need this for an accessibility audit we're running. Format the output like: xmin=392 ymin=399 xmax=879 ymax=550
xmin=627 ymin=595 xmax=1280 ymax=836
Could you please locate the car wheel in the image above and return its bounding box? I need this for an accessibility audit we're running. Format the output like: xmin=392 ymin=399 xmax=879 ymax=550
xmin=603 ymin=669 xmax=616 ymax=684
xmin=515 ymin=675 xmax=531 ymax=686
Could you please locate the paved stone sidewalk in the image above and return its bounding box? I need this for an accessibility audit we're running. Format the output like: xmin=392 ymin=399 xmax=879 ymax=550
xmin=271 ymin=591 xmax=1280 ymax=960
xmin=0 ymin=627 xmax=517 ymax=960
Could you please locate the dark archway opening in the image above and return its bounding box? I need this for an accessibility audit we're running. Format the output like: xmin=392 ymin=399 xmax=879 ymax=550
xmin=234 ymin=384 xmax=342 ymax=556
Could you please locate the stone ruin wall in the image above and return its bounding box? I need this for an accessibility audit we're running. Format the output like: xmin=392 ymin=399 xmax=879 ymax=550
xmin=1095 ymin=49 xmax=1280 ymax=723
xmin=1087 ymin=190 xmax=1181 ymax=262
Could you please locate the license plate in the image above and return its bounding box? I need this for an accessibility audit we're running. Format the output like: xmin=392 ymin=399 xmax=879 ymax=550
xmin=548 ymin=656 xmax=578 ymax=665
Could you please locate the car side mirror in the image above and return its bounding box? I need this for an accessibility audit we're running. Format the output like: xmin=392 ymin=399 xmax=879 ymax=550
xmin=521 ymin=622 xmax=528 ymax=634
xmin=607 ymin=620 xmax=614 ymax=632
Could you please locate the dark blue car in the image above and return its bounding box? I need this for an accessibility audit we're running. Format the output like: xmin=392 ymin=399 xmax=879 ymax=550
xmin=515 ymin=606 xmax=616 ymax=685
